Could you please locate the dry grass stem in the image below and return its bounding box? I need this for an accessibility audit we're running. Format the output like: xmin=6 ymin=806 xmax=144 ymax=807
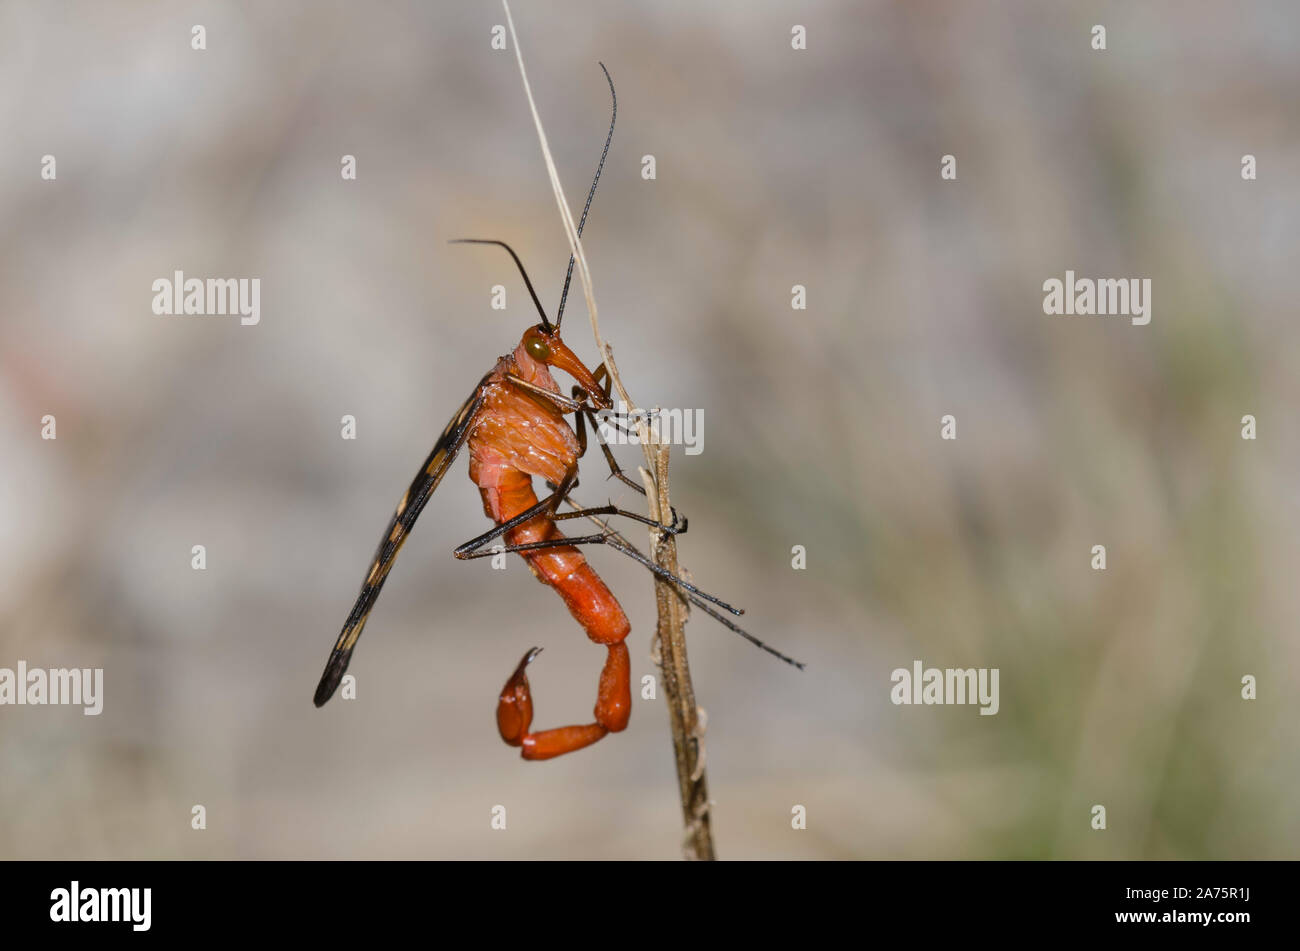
xmin=502 ymin=0 xmax=715 ymax=859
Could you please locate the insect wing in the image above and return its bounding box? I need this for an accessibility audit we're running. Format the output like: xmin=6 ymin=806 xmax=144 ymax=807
xmin=313 ymin=377 xmax=489 ymax=706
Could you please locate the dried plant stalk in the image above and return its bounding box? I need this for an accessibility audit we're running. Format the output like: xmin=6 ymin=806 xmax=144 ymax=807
xmin=502 ymin=0 xmax=716 ymax=859
xmin=642 ymin=445 xmax=714 ymax=859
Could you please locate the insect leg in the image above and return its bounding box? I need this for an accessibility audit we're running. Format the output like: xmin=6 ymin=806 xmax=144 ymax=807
xmin=457 ymin=531 xmax=740 ymax=616
xmin=452 ymin=466 xmax=580 ymax=560
xmin=466 ymin=530 xmax=804 ymax=669
xmin=571 ymin=370 xmax=686 ymax=530
xmin=590 ymin=525 xmax=805 ymax=667
xmin=455 ymin=532 xmax=613 ymax=559
xmin=571 ymin=369 xmax=646 ymax=494
xmin=553 ymin=504 xmax=685 ymax=535
xmin=454 ymin=471 xmax=681 ymax=558
xmin=505 ymin=374 xmax=587 ymax=412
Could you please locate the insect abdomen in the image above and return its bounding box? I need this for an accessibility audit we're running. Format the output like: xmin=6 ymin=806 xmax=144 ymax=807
xmin=482 ymin=475 xmax=630 ymax=647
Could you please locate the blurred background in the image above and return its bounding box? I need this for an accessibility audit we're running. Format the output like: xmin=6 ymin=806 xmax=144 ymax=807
xmin=1 ymin=0 xmax=1297 ymax=859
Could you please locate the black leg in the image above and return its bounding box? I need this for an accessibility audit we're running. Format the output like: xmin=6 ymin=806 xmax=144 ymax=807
xmin=552 ymin=504 xmax=684 ymax=536
xmin=453 ymin=465 xmax=579 ymax=560
xmin=457 ymin=530 xmax=739 ymax=616
xmin=571 ymin=367 xmax=687 ymax=533
xmin=454 ymin=533 xmax=612 ymax=560
xmin=575 ymin=402 xmax=653 ymax=498
xmin=459 ymin=522 xmax=805 ymax=669
xmin=505 ymin=373 xmax=587 ymax=413
xmin=453 ymin=465 xmax=681 ymax=560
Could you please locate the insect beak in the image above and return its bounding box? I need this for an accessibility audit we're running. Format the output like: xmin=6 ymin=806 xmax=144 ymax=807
xmin=547 ymin=339 xmax=612 ymax=410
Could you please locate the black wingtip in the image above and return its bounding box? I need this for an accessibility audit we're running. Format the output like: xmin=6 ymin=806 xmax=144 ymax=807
xmin=313 ymin=650 xmax=351 ymax=707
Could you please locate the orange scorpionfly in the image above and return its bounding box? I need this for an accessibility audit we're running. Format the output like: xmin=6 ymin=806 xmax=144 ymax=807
xmin=313 ymin=65 xmax=801 ymax=760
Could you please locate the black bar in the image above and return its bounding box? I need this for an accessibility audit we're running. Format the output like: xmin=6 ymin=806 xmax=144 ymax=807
xmin=0 ymin=860 xmax=1274 ymax=939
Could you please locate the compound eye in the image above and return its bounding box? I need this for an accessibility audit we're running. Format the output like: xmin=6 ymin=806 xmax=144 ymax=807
xmin=525 ymin=336 xmax=552 ymax=362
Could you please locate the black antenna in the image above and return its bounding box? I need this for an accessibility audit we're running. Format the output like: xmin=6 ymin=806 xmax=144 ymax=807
xmin=554 ymin=62 xmax=616 ymax=332
xmin=449 ymin=239 xmax=552 ymax=331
